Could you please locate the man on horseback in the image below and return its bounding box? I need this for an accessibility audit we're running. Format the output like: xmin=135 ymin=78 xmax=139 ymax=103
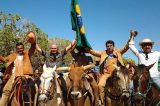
xmin=129 ymin=31 xmax=160 ymax=93
xmin=36 ymin=37 xmax=77 ymax=103
xmin=36 ymin=38 xmax=76 ymax=68
xmin=0 ymin=31 xmax=37 ymax=106
xmin=85 ymin=32 xmax=133 ymax=105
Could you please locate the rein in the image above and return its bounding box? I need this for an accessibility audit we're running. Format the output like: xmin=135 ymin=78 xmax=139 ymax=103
xmin=16 ymin=76 xmax=35 ymax=106
xmin=106 ymin=88 xmax=121 ymax=100
xmin=39 ymin=75 xmax=56 ymax=99
xmin=132 ymin=78 xmax=152 ymax=105
xmin=17 ymin=80 xmax=22 ymax=106
xmin=105 ymin=70 xmax=131 ymax=101
xmin=39 ymin=75 xmax=54 ymax=98
xmin=133 ymin=78 xmax=152 ymax=97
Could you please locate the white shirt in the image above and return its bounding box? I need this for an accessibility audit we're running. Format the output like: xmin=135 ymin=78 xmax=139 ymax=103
xmin=129 ymin=41 xmax=160 ymax=78
xmin=12 ymin=55 xmax=24 ymax=74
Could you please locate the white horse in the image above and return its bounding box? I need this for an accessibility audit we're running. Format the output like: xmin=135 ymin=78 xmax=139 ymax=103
xmin=38 ymin=64 xmax=62 ymax=106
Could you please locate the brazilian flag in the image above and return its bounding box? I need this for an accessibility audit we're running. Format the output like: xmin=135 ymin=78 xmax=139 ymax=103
xmin=71 ymin=0 xmax=92 ymax=51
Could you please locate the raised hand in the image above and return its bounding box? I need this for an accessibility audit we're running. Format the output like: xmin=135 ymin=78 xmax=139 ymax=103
xmin=130 ymin=30 xmax=138 ymax=37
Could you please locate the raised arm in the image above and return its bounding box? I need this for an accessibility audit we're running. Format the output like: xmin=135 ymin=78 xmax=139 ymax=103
xmin=36 ymin=44 xmax=43 ymax=54
xmin=28 ymin=43 xmax=36 ymax=56
xmin=128 ymin=30 xmax=139 ymax=56
xmin=118 ymin=30 xmax=137 ymax=54
xmin=65 ymin=39 xmax=77 ymax=53
xmin=0 ymin=56 xmax=6 ymax=62
xmin=85 ymin=47 xmax=101 ymax=57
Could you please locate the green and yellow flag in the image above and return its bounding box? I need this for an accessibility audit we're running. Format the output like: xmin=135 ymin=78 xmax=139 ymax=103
xmin=71 ymin=0 xmax=92 ymax=50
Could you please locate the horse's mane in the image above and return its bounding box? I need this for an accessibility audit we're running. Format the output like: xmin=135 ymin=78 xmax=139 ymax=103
xmin=118 ymin=66 xmax=129 ymax=75
xmin=107 ymin=66 xmax=129 ymax=86
xmin=22 ymin=77 xmax=35 ymax=90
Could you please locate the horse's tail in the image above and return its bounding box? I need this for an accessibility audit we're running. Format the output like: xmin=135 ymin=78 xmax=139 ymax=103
xmin=58 ymin=74 xmax=68 ymax=106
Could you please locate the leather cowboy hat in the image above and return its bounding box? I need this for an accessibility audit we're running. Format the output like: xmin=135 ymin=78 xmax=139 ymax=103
xmin=26 ymin=31 xmax=36 ymax=44
xmin=139 ymin=38 xmax=154 ymax=46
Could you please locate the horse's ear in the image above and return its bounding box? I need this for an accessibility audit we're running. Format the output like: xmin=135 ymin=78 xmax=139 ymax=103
xmin=112 ymin=64 xmax=120 ymax=71
xmin=146 ymin=63 xmax=155 ymax=71
xmin=126 ymin=64 xmax=129 ymax=69
xmin=51 ymin=65 xmax=57 ymax=73
xmin=43 ymin=64 xmax=47 ymax=71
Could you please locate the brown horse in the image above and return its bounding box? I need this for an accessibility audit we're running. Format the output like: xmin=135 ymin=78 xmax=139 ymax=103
xmin=104 ymin=65 xmax=132 ymax=106
xmin=8 ymin=76 xmax=38 ymax=106
xmin=131 ymin=64 xmax=160 ymax=106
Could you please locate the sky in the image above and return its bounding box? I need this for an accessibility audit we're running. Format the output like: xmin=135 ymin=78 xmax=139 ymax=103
xmin=0 ymin=0 xmax=160 ymax=63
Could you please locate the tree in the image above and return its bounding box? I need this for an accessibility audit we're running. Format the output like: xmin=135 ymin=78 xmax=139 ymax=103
xmin=0 ymin=12 xmax=74 ymax=70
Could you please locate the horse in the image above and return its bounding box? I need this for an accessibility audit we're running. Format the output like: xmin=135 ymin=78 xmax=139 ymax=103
xmin=131 ymin=63 xmax=160 ymax=106
xmin=38 ymin=64 xmax=64 ymax=106
xmin=8 ymin=75 xmax=38 ymax=106
xmin=56 ymin=64 xmax=95 ymax=106
xmin=104 ymin=65 xmax=132 ymax=106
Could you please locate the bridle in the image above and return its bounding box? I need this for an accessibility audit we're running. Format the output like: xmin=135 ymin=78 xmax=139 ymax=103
xmin=105 ymin=71 xmax=130 ymax=101
xmin=131 ymin=74 xmax=152 ymax=106
xmin=39 ymin=75 xmax=55 ymax=99
xmin=15 ymin=76 xmax=36 ymax=106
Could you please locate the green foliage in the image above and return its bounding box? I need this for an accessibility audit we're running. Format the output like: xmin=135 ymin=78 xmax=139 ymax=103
xmin=0 ymin=12 xmax=49 ymax=69
xmin=123 ymin=57 xmax=136 ymax=66
xmin=0 ymin=12 xmax=73 ymax=70
xmin=0 ymin=25 xmax=16 ymax=55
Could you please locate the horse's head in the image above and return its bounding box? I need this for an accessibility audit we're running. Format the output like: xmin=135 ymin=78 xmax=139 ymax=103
xmin=39 ymin=64 xmax=57 ymax=102
xmin=132 ymin=63 xmax=154 ymax=105
xmin=107 ymin=64 xmax=131 ymax=101
xmin=10 ymin=76 xmax=37 ymax=106
xmin=57 ymin=64 xmax=94 ymax=100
